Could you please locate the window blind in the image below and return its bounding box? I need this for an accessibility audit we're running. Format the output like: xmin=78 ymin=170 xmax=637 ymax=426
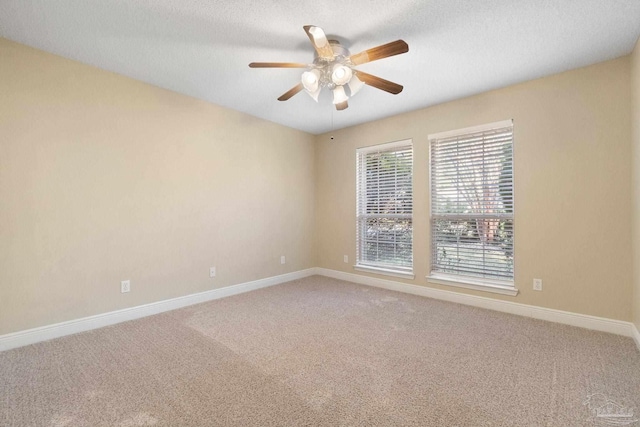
xmin=356 ymin=140 xmax=413 ymax=273
xmin=430 ymin=123 xmax=514 ymax=282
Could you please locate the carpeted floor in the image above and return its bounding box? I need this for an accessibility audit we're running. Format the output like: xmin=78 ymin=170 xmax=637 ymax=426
xmin=1 ymin=275 xmax=639 ymax=426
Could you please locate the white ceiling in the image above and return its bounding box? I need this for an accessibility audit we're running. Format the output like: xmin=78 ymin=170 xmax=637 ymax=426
xmin=1 ymin=0 xmax=639 ymax=134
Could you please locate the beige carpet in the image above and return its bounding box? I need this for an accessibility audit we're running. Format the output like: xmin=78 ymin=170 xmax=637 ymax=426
xmin=1 ymin=275 xmax=639 ymax=426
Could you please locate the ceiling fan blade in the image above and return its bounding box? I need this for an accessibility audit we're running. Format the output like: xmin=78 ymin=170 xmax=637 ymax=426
xmin=356 ymin=71 xmax=403 ymax=95
xmin=349 ymin=40 xmax=409 ymax=66
xmin=335 ymin=101 xmax=348 ymax=111
xmin=303 ymin=25 xmax=335 ymax=60
xmin=249 ymin=62 xmax=308 ymax=68
xmin=277 ymin=83 xmax=304 ymax=101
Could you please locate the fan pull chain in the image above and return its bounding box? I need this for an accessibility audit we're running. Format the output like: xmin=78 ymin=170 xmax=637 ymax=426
xmin=330 ymin=109 xmax=335 ymax=141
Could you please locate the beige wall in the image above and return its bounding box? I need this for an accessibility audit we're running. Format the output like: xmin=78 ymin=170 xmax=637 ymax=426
xmin=0 ymin=38 xmax=316 ymax=335
xmin=315 ymin=57 xmax=632 ymax=321
xmin=2 ymin=36 xmax=636 ymax=335
xmin=632 ymin=37 xmax=640 ymax=331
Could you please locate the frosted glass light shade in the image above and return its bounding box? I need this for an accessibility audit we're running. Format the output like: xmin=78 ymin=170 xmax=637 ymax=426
xmin=348 ymin=74 xmax=365 ymax=96
xmin=331 ymin=64 xmax=353 ymax=86
xmin=305 ymin=87 xmax=321 ymax=102
xmin=332 ymin=86 xmax=348 ymax=104
xmin=301 ymin=69 xmax=321 ymax=92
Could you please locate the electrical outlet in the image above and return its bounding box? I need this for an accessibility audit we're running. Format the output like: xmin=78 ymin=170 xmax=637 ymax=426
xmin=121 ymin=280 xmax=130 ymax=293
xmin=280 ymin=255 xmax=286 ymax=265
xmin=533 ymin=278 xmax=543 ymax=291
xmin=344 ymin=255 xmax=348 ymax=263
xmin=210 ymin=266 xmax=216 ymax=278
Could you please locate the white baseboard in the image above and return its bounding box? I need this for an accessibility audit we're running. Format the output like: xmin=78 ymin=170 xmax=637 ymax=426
xmin=3 ymin=267 xmax=638 ymax=353
xmin=0 ymin=269 xmax=315 ymax=352
xmin=633 ymin=323 xmax=640 ymax=352
xmin=316 ymin=268 xmax=637 ymax=338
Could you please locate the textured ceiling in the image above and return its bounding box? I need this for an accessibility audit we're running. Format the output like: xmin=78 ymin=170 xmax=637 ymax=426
xmin=1 ymin=0 xmax=639 ymax=134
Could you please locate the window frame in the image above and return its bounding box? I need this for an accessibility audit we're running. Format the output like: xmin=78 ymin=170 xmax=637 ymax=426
xmin=355 ymin=139 xmax=414 ymax=279
xmin=427 ymin=120 xmax=517 ymax=296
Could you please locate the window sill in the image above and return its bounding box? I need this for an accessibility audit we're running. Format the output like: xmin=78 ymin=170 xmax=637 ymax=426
xmin=354 ymin=265 xmax=415 ymax=280
xmin=426 ymin=274 xmax=519 ymax=296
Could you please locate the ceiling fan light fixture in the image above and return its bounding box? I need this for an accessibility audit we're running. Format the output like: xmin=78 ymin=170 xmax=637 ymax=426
xmin=331 ymin=64 xmax=352 ymax=86
xmin=301 ymin=69 xmax=321 ymax=92
xmin=250 ymin=26 xmax=408 ymax=110
xmin=348 ymin=74 xmax=365 ymax=96
xmin=308 ymin=26 xmax=329 ymax=48
xmin=332 ymin=85 xmax=349 ymax=105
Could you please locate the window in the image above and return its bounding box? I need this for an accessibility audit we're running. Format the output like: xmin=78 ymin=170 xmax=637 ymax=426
xmin=356 ymin=140 xmax=413 ymax=278
xmin=428 ymin=120 xmax=515 ymax=294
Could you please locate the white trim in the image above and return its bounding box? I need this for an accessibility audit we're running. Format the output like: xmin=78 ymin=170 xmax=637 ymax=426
xmin=354 ymin=265 xmax=415 ymax=280
xmin=428 ymin=119 xmax=513 ymax=140
xmin=0 ymin=269 xmax=315 ymax=352
xmin=3 ymin=267 xmax=637 ymax=354
xmin=633 ymin=323 xmax=640 ymax=352
xmin=356 ymin=138 xmax=412 ymax=153
xmin=427 ymin=274 xmax=518 ymax=296
xmin=316 ymin=268 xmax=636 ymax=338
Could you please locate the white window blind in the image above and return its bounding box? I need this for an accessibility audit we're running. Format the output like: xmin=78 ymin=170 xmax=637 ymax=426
xmin=430 ymin=122 xmax=514 ymax=283
xmin=356 ymin=140 xmax=413 ymax=274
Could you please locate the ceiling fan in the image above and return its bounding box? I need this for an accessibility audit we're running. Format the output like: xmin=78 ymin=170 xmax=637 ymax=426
xmin=249 ymin=26 xmax=409 ymax=111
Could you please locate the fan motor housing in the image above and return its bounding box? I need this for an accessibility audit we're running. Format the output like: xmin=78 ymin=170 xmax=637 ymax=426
xmin=328 ymin=40 xmax=350 ymax=58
